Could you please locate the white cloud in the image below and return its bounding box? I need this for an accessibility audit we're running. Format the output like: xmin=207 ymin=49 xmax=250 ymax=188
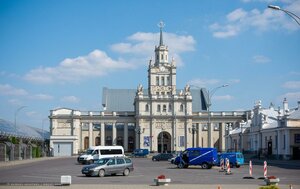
xmin=32 ymin=94 xmax=54 ymax=100
xmin=210 ymin=1 xmax=300 ymax=38
xmin=0 ymin=84 xmax=28 ymax=96
xmin=282 ymin=81 xmax=300 ymax=89
xmin=280 ymin=91 xmax=300 ymax=101
xmin=253 ymin=55 xmax=271 ymax=63
xmin=213 ymin=95 xmax=234 ymax=101
xmin=111 ymin=32 xmax=196 ymax=67
xmin=61 ymin=96 xmax=80 ymax=103
xmin=24 ymin=31 xmax=195 ymax=84
xmin=24 ymin=50 xmax=135 ymax=84
xmin=188 ymin=79 xmax=220 ymax=88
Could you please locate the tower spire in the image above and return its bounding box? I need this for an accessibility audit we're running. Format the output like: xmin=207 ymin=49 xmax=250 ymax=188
xmin=158 ymin=21 xmax=165 ymax=46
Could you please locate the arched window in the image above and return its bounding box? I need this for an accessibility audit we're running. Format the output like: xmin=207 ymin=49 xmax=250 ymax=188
xmin=145 ymin=104 xmax=149 ymax=112
xmin=180 ymin=104 xmax=184 ymax=112
xmin=84 ymin=137 xmax=89 ymax=149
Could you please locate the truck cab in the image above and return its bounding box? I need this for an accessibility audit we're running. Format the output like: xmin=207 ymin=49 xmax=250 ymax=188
xmin=217 ymin=152 xmax=244 ymax=168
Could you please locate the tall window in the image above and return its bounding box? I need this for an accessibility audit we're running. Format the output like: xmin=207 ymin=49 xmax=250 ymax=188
xmin=168 ymin=104 xmax=172 ymax=112
xmin=156 ymin=76 xmax=159 ymax=85
xmin=179 ymin=136 xmax=185 ymax=147
xmin=145 ymin=104 xmax=149 ymax=112
xmin=166 ymin=76 xmax=170 ymax=85
xmin=163 ymin=105 xmax=167 ymax=112
xmin=162 ymin=77 xmax=165 ymax=85
xmin=161 ymin=54 xmax=163 ymax=60
xmin=180 ymin=104 xmax=184 ymax=112
xmin=157 ymin=104 xmax=161 ymax=112
xmin=95 ymin=137 xmax=100 ymax=146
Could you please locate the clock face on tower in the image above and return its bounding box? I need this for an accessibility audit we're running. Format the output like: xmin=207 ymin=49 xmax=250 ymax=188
xmin=159 ymin=66 xmax=165 ymax=72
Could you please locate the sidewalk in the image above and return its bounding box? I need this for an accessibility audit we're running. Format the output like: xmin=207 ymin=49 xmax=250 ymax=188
xmin=0 ymin=184 xmax=299 ymax=189
xmin=0 ymin=156 xmax=65 ymax=169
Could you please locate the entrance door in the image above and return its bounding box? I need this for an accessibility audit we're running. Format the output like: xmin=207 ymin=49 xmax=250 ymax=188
xmin=53 ymin=142 xmax=72 ymax=156
xmin=157 ymin=131 xmax=171 ymax=153
xmin=293 ymin=147 xmax=300 ymax=160
xmin=268 ymin=141 xmax=272 ymax=155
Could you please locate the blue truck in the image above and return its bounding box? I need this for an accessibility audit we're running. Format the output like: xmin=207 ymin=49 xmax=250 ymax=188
xmin=132 ymin=149 xmax=149 ymax=157
xmin=174 ymin=147 xmax=217 ymax=169
xmin=217 ymin=152 xmax=244 ymax=168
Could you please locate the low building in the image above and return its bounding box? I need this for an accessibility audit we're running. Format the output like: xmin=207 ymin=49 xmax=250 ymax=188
xmin=226 ymin=99 xmax=300 ymax=160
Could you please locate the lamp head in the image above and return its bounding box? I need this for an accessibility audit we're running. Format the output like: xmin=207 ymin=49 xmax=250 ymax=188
xmin=268 ymin=5 xmax=281 ymax=10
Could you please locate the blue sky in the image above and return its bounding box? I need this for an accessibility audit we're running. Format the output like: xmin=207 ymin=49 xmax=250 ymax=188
xmin=0 ymin=0 xmax=299 ymax=130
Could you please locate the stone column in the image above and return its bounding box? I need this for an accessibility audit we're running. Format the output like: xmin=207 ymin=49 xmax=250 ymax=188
xmin=112 ymin=122 xmax=117 ymax=145
xmin=89 ymin=122 xmax=93 ymax=147
xmin=277 ymin=130 xmax=281 ymax=158
xmin=284 ymin=129 xmax=290 ymax=158
xmin=101 ymin=123 xmax=105 ymax=146
xmin=124 ymin=123 xmax=128 ymax=151
xmin=219 ymin=122 xmax=226 ymax=152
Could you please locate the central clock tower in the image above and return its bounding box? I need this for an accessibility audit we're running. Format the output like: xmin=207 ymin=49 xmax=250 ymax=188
xmin=148 ymin=22 xmax=176 ymax=96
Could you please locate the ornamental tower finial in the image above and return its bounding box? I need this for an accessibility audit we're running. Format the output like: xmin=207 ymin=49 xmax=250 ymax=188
xmin=158 ymin=21 xmax=165 ymax=46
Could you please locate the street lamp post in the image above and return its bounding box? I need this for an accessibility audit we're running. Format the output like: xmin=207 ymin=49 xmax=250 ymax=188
xmin=190 ymin=84 xmax=229 ymax=147
xmin=189 ymin=124 xmax=198 ymax=148
xmin=268 ymin=5 xmax=300 ymax=26
xmin=14 ymin=106 xmax=27 ymax=132
xmin=42 ymin=118 xmax=48 ymax=157
xmin=135 ymin=126 xmax=145 ymax=149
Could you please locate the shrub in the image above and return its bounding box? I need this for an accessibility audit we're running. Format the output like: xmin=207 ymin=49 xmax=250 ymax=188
xmin=259 ymin=185 xmax=280 ymax=189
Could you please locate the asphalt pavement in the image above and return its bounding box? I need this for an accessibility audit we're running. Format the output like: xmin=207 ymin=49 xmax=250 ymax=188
xmin=0 ymin=156 xmax=300 ymax=189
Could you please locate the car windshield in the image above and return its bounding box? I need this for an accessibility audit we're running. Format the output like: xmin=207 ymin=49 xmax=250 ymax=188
xmin=94 ymin=158 xmax=110 ymax=165
xmin=86 ymin=150 xmax=94 ymax=155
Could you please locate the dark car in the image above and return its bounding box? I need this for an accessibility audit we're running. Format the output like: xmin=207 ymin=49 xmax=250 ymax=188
xmin=81 ymin=157 xmax=134 ymax=177
xmin=152 ymin=153 xmax=174 ymax=161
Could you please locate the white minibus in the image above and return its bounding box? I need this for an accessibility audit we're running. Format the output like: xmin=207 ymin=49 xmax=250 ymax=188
xmin=77 ymin=146 xmax=124 ymax=164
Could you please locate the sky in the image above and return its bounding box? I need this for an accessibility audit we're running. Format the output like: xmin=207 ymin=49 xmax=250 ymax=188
xmin=0 ymin=0 xmax=300 ymax=131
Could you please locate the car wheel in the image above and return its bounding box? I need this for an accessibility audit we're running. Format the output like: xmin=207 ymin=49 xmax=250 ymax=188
xmin=88 ymin=160 xmax=93 ymax=164
xmin=123 ymin=168 xmax=130 ymax=176
xmin=171 ymin=160 xmax=174 ymax=164
xmin=98 ymin=169 xmax=105 ymax=177
xmin=202 ymin=163 xmax=209 ymax=169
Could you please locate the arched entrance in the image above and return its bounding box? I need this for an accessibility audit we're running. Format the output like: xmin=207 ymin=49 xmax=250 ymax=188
xmin=157 ymin=131 xmax=171 ymax=153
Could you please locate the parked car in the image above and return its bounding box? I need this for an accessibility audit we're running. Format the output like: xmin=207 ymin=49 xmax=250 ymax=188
xmin=152 ymin=153 xmax=174 ymax=161
xmin=81 ymin=157 xmax=134 ymax=177
xmin=132 ymin=149 xmax=149 ymax=157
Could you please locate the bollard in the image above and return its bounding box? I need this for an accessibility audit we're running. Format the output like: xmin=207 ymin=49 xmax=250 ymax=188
xmin=290 ymin=184 xmax=293 ymax=189
xmin=219 ymin=158 xmax=225 ymax=172
xmin=217 ymin=186 xmax=221 ymax=189
xmin=243 ymin=160 xmax=254 ymax=179
xmin=258 ymin=161 xmax=268 ymax=179
xmin=225 ymin=158 xmax=232 ymax=175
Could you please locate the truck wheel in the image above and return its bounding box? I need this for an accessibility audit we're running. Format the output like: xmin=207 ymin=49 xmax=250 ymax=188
xmin=177 ymin=163 xmax=184 ymax=169
xmin=98 ymin=169 xmax=105 ymax=177
xmin=236 ymin=165 xmax=240 ymax=168
xmin=202 ymin=163 xmax=209 ymax=169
